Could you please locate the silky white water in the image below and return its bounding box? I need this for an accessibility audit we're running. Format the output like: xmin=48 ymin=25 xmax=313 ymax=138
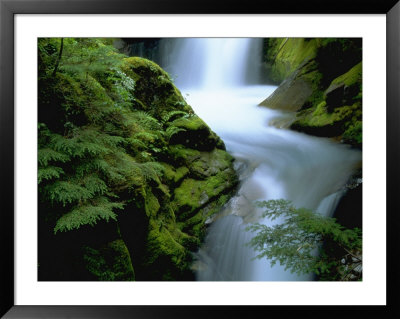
xmin=162 ymin=38 xmax=361 ymax=281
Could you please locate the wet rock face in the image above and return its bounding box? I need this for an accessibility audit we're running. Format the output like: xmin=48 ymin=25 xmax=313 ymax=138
xmin=333 ymin=174 xmax=362 ymax=230
xmin=259 ymin=73 xmax=313 ymax=112
xmin=40 ymin=56 xmax=238 ymax=282
xmin=118 ymin=57 xmax=238 ymax=280
xmin=261 ymin=39 xmax=362 ymax=148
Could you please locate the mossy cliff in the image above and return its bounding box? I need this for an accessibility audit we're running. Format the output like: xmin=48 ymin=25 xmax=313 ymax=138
xmin=38 ymin=39 xmax=237 ymax=281
xmin=260 ymin=38 xmax=362 ymax=148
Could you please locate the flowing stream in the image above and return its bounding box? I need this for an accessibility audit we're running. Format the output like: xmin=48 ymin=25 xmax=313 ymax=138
xmin=160 ymin=38 xmax=361 ymax=281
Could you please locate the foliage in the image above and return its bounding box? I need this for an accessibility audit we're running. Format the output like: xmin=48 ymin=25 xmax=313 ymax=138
xmin=246 ymin=199 xmax=362 ymax=281
xmin=38 ymin=37 xmax=237 ymax=281
xmin=38 ymin=38 xmax=168 ymax=233
xmin=162 ymin=110 xmax=188 ymax=124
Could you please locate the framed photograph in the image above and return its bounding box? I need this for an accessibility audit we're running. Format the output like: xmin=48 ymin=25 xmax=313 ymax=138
xmin=1 ymin=0 xmax=399 ymax=317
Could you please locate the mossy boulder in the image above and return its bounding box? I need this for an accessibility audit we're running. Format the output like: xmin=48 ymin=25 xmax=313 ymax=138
xmin=291 ymin=102 xmax=361 ymax=138
xmin=173 ymin=148 xmax=237 ymax=220
xmin=258 ymin=60 xmax=316 ymax=111
xmin=38 ymin=40 xmax=238 ymax=282
xmin=291 ymin=62 xmax=362 ymax=147
xmin=168 ymin=115 xmax=224 ymax=151
xmin=263 ymin=38 xmax=319 ymax=83
xmin=123 ymin=57 xmax=193 ymax=118
xmin=261 ymin=38 xmax=362 ymax=147
xmin=189 ymin=148 xmax=235 ymax=179
xmin=83 ymin=239 xmax=135 ymax=281
xmin=117 ymin=58 xmax=238 ymax=280
xmin=325 ymin=62 xmax=362 ymax=111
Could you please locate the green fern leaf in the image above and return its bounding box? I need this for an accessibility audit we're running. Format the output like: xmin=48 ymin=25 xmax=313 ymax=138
xmin=54 ymin=196 xmax=124 ymax=233
xmin=162 ymin=110 xmax=188 ymax=123
xmin=38 ymin=166 xmax=65 ymax=184
xmin=38 ymin=148 xmax=70 ymax=166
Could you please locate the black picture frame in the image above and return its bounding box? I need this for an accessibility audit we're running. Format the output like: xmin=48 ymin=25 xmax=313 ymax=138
xmin=1 ymin=0 xmax=399 ymax=318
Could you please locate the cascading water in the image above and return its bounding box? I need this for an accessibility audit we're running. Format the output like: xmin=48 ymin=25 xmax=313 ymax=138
xmin=160 ymin=38 xmax=361 ymax=281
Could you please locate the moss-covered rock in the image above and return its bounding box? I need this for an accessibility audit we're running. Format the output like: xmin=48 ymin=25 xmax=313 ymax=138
xmin=291 ymin=102 xmax=361 ymax=137
xmin=189 ymin=148 xmax=235 ymax=179
xmin=168 ymin=115 xmax=224 ymax=151
xmin=261 ymin=38 xmax=362 ymax=148
xmin=290 ymin=62 xmax=362 ymax=147
xmin=263 ymin=38 xmax=319 ymax=83
xmin=122 ymin=57 xmax=193 ymax=118
xmin=117 ymin=58 xmax=238 ymax=280
xmin=38 ymin=41 xmax=238 ymax=282
xmin=83 ymin=239 xmax=135 ymax=281
xmin=325 ymin=62 xmax=362 ymax=111
xmin=258 ymin=60 xmax=316 ymax=111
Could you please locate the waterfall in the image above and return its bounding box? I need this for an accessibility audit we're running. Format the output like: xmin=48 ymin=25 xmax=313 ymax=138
xmin=160 ymin=38 xmax=361 ymax=281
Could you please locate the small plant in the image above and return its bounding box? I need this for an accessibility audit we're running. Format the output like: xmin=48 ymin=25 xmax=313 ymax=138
xmin=246 ymin=199 xmax=362 ymax=281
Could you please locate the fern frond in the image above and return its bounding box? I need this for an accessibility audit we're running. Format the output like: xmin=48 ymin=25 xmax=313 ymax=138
xmin=165 ymin=126 xmax=186 ymax=140
xmin=82 ymin=175 xmax=108 ymax=196
xmin=38 ymin=148 xmax=70 ymax=166
xmin=162 ymin=110 xmax=188 ymax=123
xmin=125 ymin=137 xmax=147 ymax=151
xmin=50 ymin=131 xmax=114 ymax=158
xmin=38 ymin=166 xmax=65 ymax=184
xmin=139 ymin=162 xmax=165 ymax=182
xmin=134 ymin=131 xmax=158 ymax=143
xmin=45 ymin=180 xmax=94 ymax=206
xmin=132 ymin=111 xmax=161 ymax=130
xmin=54 ymin=196 xmax=124 ymax=233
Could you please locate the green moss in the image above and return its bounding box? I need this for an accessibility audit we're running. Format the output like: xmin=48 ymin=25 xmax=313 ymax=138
xmin=144 ymin=189 xmax=160 ymax=218
xmin=292 ymin=100 xmax=362 ymax=145
xmin=269 ymin=38 xmax=320 ymax=82
xmin=167 ymin=145 xmax=201 ymax=165
xmin=160 ymin=162 xmax=189 ymax=184
xmin=330 ymin=62 xmax=362 ymax=87
xmin=190 ymin=148 xmax=234 ymax=179
xmin=142 ymin=218 xmax=191 ymax=280
xmin=123 ymin=57 xmax=169 ymax=79
xmin=343 ymin=120 xmax=362 ymax=146
xmin=174 ymin=178 xmax=210 ymax=213
xmin=170 ymin=115 xmax=208 ymax=131
xmin=179 ymin=193 xmax=230 ymax=239
xmin=174 ymin=171 xmax=234 ymax=219
xmin=313 ymin=101 xmax=327 ymax=116
xmin=146 ymin=220 xmax=186 ymax=259
xmin=83 ymin=239 xmax=135 ymax=281
xmin=295 ymin=103 xmax=357 ymax=127
xmin=39 ymin=43 xmax=238 ymax=281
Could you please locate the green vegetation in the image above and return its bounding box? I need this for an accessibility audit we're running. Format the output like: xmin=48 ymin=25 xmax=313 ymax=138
xmin=262 ymin=38 xmax=362 ymax=148
xmin=264 ymin=38 xmax=319 ymax=83
xmin=38 ymin=38 xmax=237 ymax=281
xmin=246 ymin=200 xmax=362 ymax=281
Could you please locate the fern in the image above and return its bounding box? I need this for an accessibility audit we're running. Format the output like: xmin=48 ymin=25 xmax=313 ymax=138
xmin=50 ymin=134 xmax=110 ymax=158
xmin=49 ymin=129 xmax=125 ymax=158
xmin=38 ymin=38 xmax=176 ymax=236
xmin=165 ymin=126 xmax=186 ymax=141
xmin=54 ymin=196 xmax=124 ymax=233
xmin=132 ymin=111 xmax=162 ymax=130
xmin=162 ymin=110 xmax=188 ymax=123
xmin=38 ymin=148 xmax=70 ymax=166
xmin=125 ymin=137 xmax=147 ymax=151
xmin=134 ymin=131 xmax=158 ymax=144
xmin=140 ymin=162 xmax=165 ymax=181
xmin=45 ymin=180 xmax=94 ymax=206
xmin=38 ymin=166 xmax=64 ymax=184
xmin=82 ymin=175 xmax=108 ymax=196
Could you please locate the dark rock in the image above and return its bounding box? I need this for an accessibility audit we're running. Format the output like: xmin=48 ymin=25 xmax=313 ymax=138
xmin=333 ymin=183 xmax=362 ymax=230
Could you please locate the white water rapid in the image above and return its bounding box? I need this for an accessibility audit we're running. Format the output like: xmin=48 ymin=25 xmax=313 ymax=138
xmin=161 ymin=38 xmax=361 ymax=281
